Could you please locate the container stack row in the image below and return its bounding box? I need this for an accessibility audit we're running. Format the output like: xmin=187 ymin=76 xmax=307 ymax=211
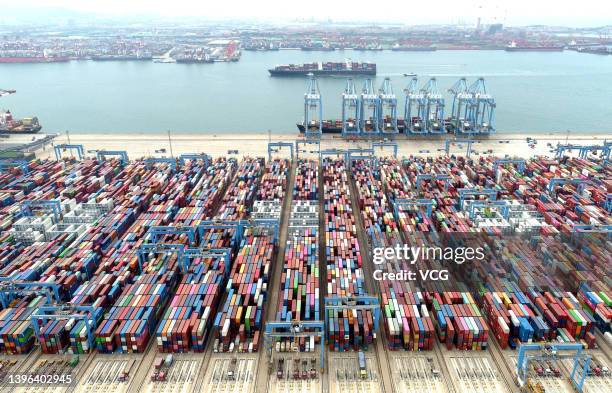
xmin=432 ymin=292 xmax=489 ymax=350
xmin=293 ymin=159 xmax=318 ymax=200
xmin=156 ymin=253 xmax=227 ymax=353
xmin=215 ymin=158 xmax=264 ymax=220
xmin=275 ymin=160 xmax=320 ymax=352
xmin=77 ymin=162 xmax=205 ymax=353
xmin=256 ymin=158 xmax=288 ymax=202
xmin=352 ymin=160 xmax=434 ymax=351
xmin=323 ymin=158 xmax=374 ymax=351
xmin=180 ymin=158 xmax=237 ymax=225
xmin=213 ymin=227 xmax=274 ymax=353
xmin=93 ymin=160 xmax=212 ymax=353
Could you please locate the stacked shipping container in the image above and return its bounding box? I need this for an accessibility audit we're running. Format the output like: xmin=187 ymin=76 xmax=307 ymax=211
xmin=323 ymin=158 xmax=374 ymax=351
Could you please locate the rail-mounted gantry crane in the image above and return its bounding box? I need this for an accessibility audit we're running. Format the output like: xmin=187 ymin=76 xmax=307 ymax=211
xmin=448 ymin=78 xmax=474 ymax=135
xmin=360 ymin=79 xmax=381 ymax=136
xmin=342 ymin=78 xmax=361 ymax=137
xmin=468 ymin=78 xmax=495 ymax=134
xmin=421 ymin=78 xmax=446 ymax=134
xmin=303 ymin=73 xmax=322 ymax=139
xmin=378 ymin=77 xmax=399 ymax=134
xmin=404 ymin=77 xmax=427 ymax=134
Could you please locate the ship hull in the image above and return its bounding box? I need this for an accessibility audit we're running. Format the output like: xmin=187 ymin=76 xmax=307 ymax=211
xmin=0 ymin=57 xmax=70 ymax=63
xmin=297 ymin=119 xmax=469 ymax=135
xmin=0 ymin=126 xmax=42 ymax=134
xmin=505 ymin=47 xmax=564 ymax=52
xmin=270 ymin=69 xmax=376 ymax=76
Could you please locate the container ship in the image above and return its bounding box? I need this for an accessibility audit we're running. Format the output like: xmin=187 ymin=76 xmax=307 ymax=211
xmin=505 ymin=41 xmax=564 ymax=52
xmin=0 ymin=110 xmax=42 ymax=134
xmin=269 ymin=61 xmax=376 ymax=76
xmin=297 ymin=118 xmax=455 ymax=134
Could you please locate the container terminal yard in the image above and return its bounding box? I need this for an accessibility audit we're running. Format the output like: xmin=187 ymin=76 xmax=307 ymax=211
xmin=0 ymin=133 xmax=611 ymax=393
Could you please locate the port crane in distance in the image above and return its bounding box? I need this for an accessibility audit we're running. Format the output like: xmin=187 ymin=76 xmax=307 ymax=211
xmin=378 ymin=77 xmax=399 ymax=134
xmin=404 ymin=77 xmax=427 ymax=135
xmin=342 ymin=78 xmax=361 ymax=137
xmin=420 ymin=78 xmax=446 ymax=134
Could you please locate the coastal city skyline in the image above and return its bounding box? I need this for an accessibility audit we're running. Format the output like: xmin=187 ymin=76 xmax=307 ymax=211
xmin=1 ymin=0 xmax=611 ymax=27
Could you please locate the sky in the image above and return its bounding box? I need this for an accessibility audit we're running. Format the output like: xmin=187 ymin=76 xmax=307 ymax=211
xmin=0 ymin=0 xmax=610 ymax=27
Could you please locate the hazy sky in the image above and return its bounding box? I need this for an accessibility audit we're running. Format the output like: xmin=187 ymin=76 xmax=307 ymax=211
xmin=1 ymin=0 xmax=611 ymax=26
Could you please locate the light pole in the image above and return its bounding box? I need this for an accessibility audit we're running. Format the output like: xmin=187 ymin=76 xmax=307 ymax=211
xmin=168 ymin=129 xmax=174 ymax=158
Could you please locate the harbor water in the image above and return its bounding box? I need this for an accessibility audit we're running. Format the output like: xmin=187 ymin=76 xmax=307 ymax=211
xmin=1 ymin=49 xmax=611 ymax=134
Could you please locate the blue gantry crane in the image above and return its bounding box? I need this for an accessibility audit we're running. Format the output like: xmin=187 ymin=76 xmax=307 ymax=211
xmin=147 ymin=225 xmax=197 ymax=245
xmin=178 ymin=153 xmax=210 ymax=168
xmin=404 ymin=77 xmax=427 ymax=134
xmin=320 ymin=148 xmax=348 ymax=164
xmin=348 ymin=148 xmax=376 ymax=164
xmin=415 ymin=174 xmax=451 ymax=190
xmin=444 ymin=138 xmax=478 ymax=158
xmin=145 ymin=157 xmax=178 ymax=171
xmin=96 ymin=150 xmax=129 ymax=164
xmin=494 ymin=159 xmax=526 ymax=176
xmin=342 ymin=78 xmax=361 ymax=137
xmin=324 ymin=296 xmax=380 ymax=347
xmin=467 ymin=200 xmax=510 ymax=220
xmin=360 ymin=79 xmax=381 ymax=135
xmin=197 ymin=219 xmax=280 ymax=245
xmin=371 ymin=141 xmax=398 ymax=159
xmin=448 ymin=78 xmax=474 ymax=135
xmin=546 ymin=178 xmax=590 ymax=194
xmin=421 ymin=78 xmax=446 ymax=134
xmin=54 ymin=144 xmax=85 ymax=160
xmin=19 ymin=199 xmax=62 ymax=223
xmin=137 ymin=243 xmax=188 ymax=272
xmin=468 ymin=78 xmax=495 ymax=134
xmin=31 ymin=305 xmax=102 ymax=353
xmin=458 ymin=188 xmax=498 ymax=209
xmin=0 ymin=279 xmax=61 ymax=308
xmin=0 ymin=160 xmax=30 ymax=175
xmin=183 ymin=247 xmax=232 ymax=275
xmin=516 ymin=343 xmax=590 ymax=393
xmin=393 ymin=198 xmax=435 ymax=218
xmin=295 ymin=139 xmax=321 ymax=160
xmin=378 ymin=78 xmax=399 ymax=135
xmin=264 ymin=320 xmax=325 ymax=371
xmin=267 ymin=142 xmax=294 ymax=161
xmin=555 ymin=143 xmax=611 ymax=160
xmin=303 ymin=73 xmax=323 ymax=139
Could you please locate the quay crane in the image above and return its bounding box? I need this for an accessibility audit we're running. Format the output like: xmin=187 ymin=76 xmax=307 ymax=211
xmin=378 ymin=77 xmax=399 ymax=134
xmin=468 ymin=78 xmax=495 ymax=134
xmin=421 ymin=78 xmax=445 ymax=134
xmin=448 ymin=78 xmax=474 ymax=135
xmin=360 ymin=79 xmax=381 ymax=136
xmin=404 ymin=77 xmax=427 ymax=134
xmin=303 ymin=73 xmax=322 ymax=139
xmin=342 ymin=78 xmax=361 ymax=137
